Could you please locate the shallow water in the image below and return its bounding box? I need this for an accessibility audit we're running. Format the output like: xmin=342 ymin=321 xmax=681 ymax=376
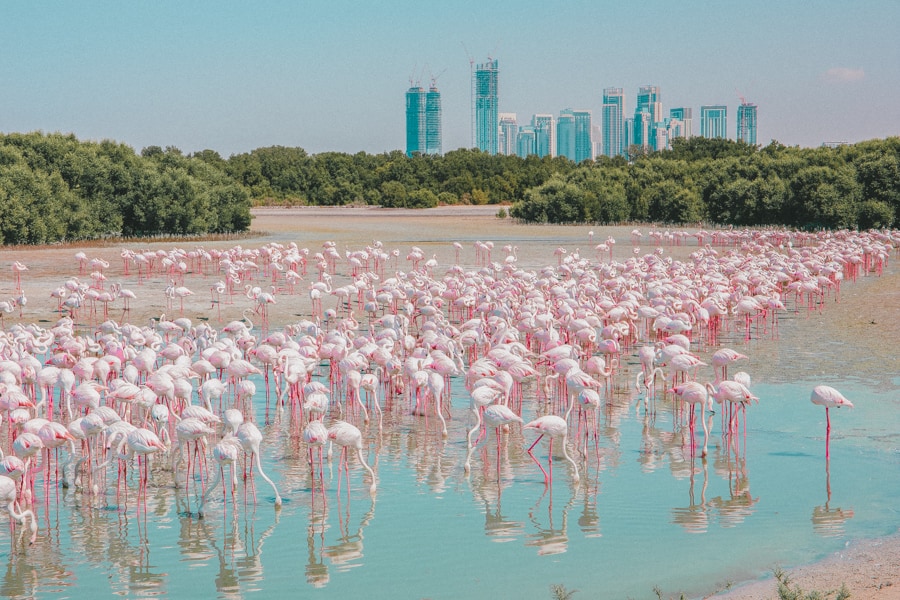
xmin=1 ymin=212 xmax=897 ymax=599
xmin=3 ymin=363 xmax=897 ymax=599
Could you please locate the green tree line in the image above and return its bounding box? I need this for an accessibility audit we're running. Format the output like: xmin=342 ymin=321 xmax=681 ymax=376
xmin=0 ymin=132 xmax=251 ymax=244
xmin=510 ymin=137 xmax=899 ymax=230
xmin=2 ymin=132 xmax=897 ymax=245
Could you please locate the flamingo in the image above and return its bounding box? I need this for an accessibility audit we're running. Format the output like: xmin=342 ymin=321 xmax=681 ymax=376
xmin=0 ymin=475 xmax=37 ymax=544
xmin=524 ymin=414 xmax=580 ymax=485
xmin=235 ymin=422 xmax=283 ymax=507
xmin=810 ymin=385 xmax=854 ymax=461
xmin=327 ymin=420 xmax=376 ymax=495
xmin=198 ymin=437 xmax=242 ymax=518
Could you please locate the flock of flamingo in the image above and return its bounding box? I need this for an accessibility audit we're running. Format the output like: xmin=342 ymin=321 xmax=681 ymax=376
xmin=0 ymin=225 xmax=894 ymax=547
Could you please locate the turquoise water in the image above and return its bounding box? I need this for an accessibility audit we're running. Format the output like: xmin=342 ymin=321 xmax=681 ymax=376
xmin=0 ymin=216 xmax=896 ymax=599
xmin=2 ymin=372 xmax=897 ymax=599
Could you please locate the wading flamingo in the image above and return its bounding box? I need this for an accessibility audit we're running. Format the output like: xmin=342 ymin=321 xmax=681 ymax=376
xmin=810 ymin=385 xmax=854 ymax=461
xmin=524 ymin=413 xmax=580 ymax=485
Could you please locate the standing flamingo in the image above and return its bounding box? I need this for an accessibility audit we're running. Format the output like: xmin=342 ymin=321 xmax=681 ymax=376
xmin=523 ymin=414 xmax=580 ymax=485
xmin=810 ymin=385 xmax=854 ymax=461
xmin=235 ymin=422 xmax=283 ymax=508
xmin=327 ymin=420 xmax=376 ymax=495
xmin=0 ymin=475 xmax=37 ymax=544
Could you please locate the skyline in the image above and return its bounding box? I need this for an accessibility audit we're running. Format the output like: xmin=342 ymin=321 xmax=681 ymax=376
xmin=2 ymin=1 xmax=898 ymax=158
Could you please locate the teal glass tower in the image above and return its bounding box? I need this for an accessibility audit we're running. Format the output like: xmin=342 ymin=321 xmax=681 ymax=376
xmin=475 ymin=59 xmax=499 ymax=154
xmin=573 ymin=110 xmax=592 ymax=162
xmin=737 ymin=103 xmax=757 ymax=145
xmin=700 ymin=105 xmax=728 ymax=139
xmin=425 ymin=84 xmax=442 ymax=155
xmin=406 ymin=86 xmax=426 ymax=157
xmin=602 ymin=87 xmax=625 ymax=157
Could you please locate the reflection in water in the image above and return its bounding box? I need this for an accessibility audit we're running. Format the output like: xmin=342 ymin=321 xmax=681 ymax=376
xmin=670 ymin=459 xmax=709 ymax=534
xmin=812 ymin=462 xmax=854 ymax=537
xmin=577 ymin=478 xmax=602 ymax=538
xmin=306 ymin=505 xmax=331 ymax=588
xmin=525 ymin=485 xmax=578 ymax=556
xmin=324 ymin=496 xmax=376 ymax=573
xmin=470 ymin=475 xmax=524 ymax=543
xmin=708 ymin=450 xmax=758 ymax=528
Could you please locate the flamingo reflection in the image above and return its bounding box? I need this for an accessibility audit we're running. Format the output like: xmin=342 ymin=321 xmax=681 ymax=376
xmin=812 ymin=462 xmax=854 ymax=537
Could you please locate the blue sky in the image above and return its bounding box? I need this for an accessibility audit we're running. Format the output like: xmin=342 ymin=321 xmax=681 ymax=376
xmin=2 ymin=1 xmax=898 ymax=157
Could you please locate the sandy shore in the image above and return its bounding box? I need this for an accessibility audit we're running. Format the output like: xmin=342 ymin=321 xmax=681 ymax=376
xmin=1 ymin=206 xmax=898 ymax=599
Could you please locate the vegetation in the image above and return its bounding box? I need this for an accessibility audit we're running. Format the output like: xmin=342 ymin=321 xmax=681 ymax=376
xmin=774 ymin=567 xmax=851 ymax=600
xmin=2 ymin=131 xmax=897 ymax=245
xmin=0 ymin=132 xmax=251 ymax=245
xmin=549 ymin=583 xmax=578 ymax=599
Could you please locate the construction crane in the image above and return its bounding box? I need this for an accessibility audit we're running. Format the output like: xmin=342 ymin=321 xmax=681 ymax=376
xmin=430 ymin=68 xmax=447 ymax=90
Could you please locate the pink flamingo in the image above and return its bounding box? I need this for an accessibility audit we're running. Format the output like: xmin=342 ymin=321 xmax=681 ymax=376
xmin=327 ymin=420 xmax=376 ymax=495
xmin=810 ymin=385 xmax=854 ymax=461
xmin=524 ymin=413 xmax=580 ymax=486
xmin=0 ymin=475 xmax=37 ymax=544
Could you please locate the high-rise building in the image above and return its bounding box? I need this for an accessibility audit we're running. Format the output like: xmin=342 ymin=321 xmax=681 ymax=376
xmin=557 ymin=110 xmax=576 ymax=161
xmin=737 ymin=102 xmax=758 ymax=145
xmin=532 ymin=114 xmax=554 ymax=158
xmin=635 ymin=85 xmax=664 ymax=151
xmin=636 ymin=85 xmax=662 ymax=124
xmin=425 ymin=84 xmax=442 ymax=155
xmin=669 ymin=107 xmax=692 ymax=139
xmin=475 ymin=59 xmax=499 ymax=154
xmin=573 ymin=110 xmax=593 ymax=162
xmin=700 ymin=105 xmax=728 ymax=139
xmin=499 ymin=113 xmax=518 ymax=155
xmin=406 ymin=84 xmax=442 ymax=156
xmin=405 ymin=86 xmax=426 ymax=157
xmin=516 ymin=126 xmax=536 ymax=158
xmin=633 ymin=111 xmax=652 ymax=150
xmin=602 ymin=87 xmax=625 ymax=158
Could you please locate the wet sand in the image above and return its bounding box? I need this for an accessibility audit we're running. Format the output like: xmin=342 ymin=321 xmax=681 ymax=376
xmin=1 ymin=206 xmax=898 ymax=599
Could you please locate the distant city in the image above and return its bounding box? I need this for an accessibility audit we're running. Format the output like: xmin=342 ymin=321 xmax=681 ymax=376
xmin=406 ymin=58 xmax=758 ymax=159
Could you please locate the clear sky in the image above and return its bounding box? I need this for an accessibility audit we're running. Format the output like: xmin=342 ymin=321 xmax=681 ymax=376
xmin=2 ymin=1 xmax=898 ymax=157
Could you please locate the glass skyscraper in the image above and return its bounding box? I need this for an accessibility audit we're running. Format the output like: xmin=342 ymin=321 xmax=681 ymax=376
xmin=737 ymin=103 xmax=757 ymax=145
xmin=636 ymin=85 xmax=662 ymax=124
xmin=669 ymin=107 xmax=693 ymax=139
xmin=532 ymin=114 xmax=554 ymax=158
xmin=700 ymin=105 xmax=728 ymax=139
xmin=475 ymin=59 xmax=499 ymax=154
xmin=406 ymin=85 xmax=441 ymax=156
xmin=602 ymin=87 xmax=625 ymax=158
xmin=573 ymin=110 xmax=593 ymax=163
xmin=405 ymin=86 xmax=426 ymax=157
xmin=557 ymin=110 xmax=576 ymax=161
xmin=516 ymin=126 xmax=536 ymax=158
xmin=499 ymin=113 xmax=517 ymax=155
xmin=425 ymin=84 xmax=442 ymax=155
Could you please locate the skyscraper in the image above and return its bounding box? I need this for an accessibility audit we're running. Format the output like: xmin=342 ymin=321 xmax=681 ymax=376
xmin=636 ymin=85 xmax=662 ymax=124
xmin=425 ymin=84 xmax=442 ymax=155
xmin=737 ymin=102 xmax=757 ymax=145
xmin=405 ymin=86 xmax=425 ymax=157
xmin=516 ymin=126 xmax=536 ymax=158
xmin=573 ymin=110 xmax=593 ymax=163
xmin=669 ymin=107 xmax=693 ymax=139
xmin=700 ymin=105 xmax=728 ymax=139
xmin=557 ymin=110 xmax=576 ymax=161
xmin=636 ymin=85 xmax=664 ymax=151
xmin=532 ymin=114 xmax=554 ymax=158
xmin=499 ymin=113 xmax=518 ymax=155
xmin=475 ymin=59 xmax=499 ymax=154
xmin=633 ymin=111 xmax=651 ymax=150
xmin=602 ymin=87 xmax=625 ymax=158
